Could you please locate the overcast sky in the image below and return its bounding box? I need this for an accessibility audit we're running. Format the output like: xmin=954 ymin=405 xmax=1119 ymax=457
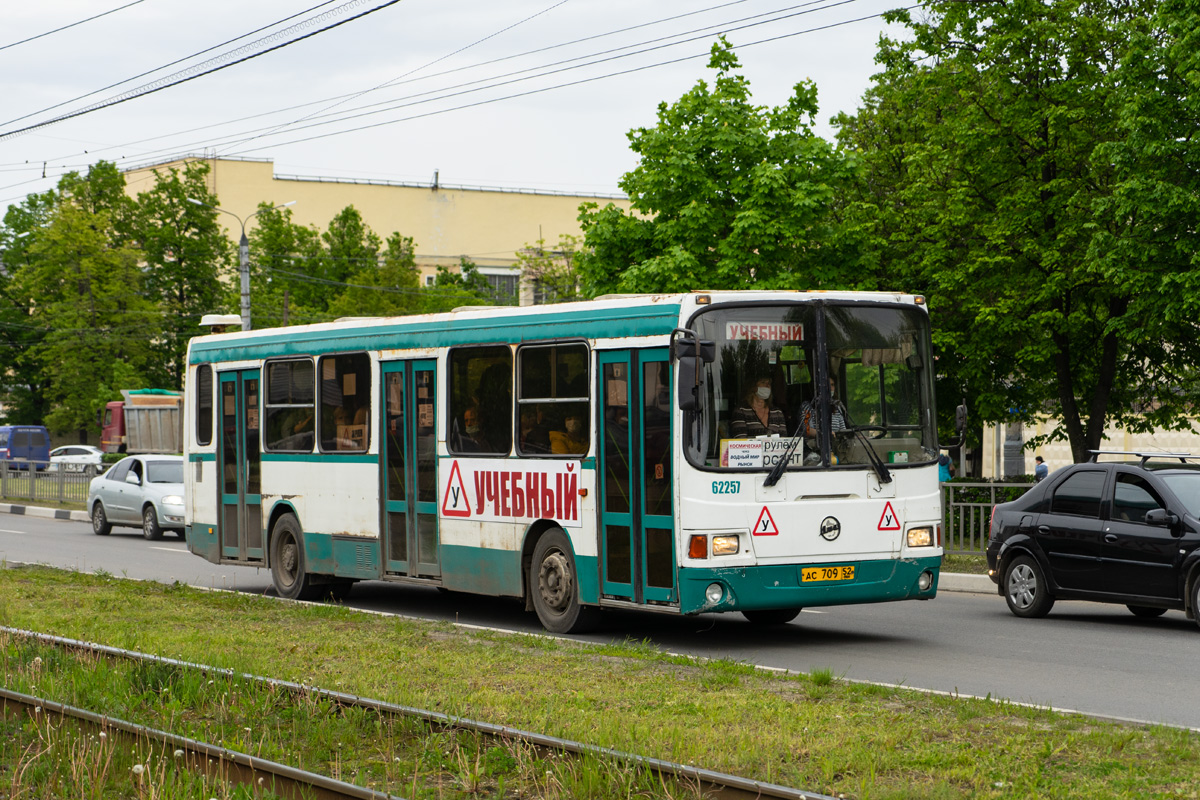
xmin=1 ymin=0 xmax=911 ymax=217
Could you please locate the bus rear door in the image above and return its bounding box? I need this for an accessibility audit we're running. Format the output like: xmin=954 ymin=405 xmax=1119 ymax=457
xmin=380 ymin=360 xmax=440 ymax=578
xmin=597 ymin=349 xmax=675 ymax=605
xmin=218 ymin=369 xmax=263 ymax=562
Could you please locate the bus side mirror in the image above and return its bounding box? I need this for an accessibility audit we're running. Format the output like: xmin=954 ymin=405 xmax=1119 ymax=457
xmin=671 ymin=332 xmax=715 ymax=412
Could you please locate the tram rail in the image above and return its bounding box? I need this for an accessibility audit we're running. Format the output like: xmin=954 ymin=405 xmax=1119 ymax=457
xmin=2 ymin=625 xmax=833 ymax=800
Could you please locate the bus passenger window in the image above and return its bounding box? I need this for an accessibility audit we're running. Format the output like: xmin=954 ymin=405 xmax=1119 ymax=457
xmin=318 ymin=353 xmax=371 ymax=452
xmin=518 ymin=343 xmax=589 ymax=457
xmin=264 ymin=359 xmax=315 ymax=452
xmin=448 ymin=346 xmax=512 ymax=456
xmin=195 ymin=365 xmax=213 ymax=446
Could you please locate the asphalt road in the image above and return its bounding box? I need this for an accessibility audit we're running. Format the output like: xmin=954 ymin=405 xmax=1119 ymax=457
xmin=3 ymin=512 xmax=1197 ymax=730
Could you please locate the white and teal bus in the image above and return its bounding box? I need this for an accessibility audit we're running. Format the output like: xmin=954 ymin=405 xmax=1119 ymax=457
xmin=183 ymin=291 xmax=943 ymax=632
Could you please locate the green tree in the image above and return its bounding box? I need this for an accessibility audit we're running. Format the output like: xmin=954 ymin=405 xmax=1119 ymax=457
xmin=516 ymin=234 xmax=583 ymax=304
xmin=15 ymin=189 xmax=158 ymax=440
xmin=576 ymin=38 xmax=859 ymax=295
xmin=422 ymin=258 xmax=494 ymax=313
xmin=0 ymin=191 xmax=58 ymax=424
xmin=246 ymin=203 xmax=327 ymax=327
xmin=134 ymin=161 xmax=232 ymax=388
xmin=837 ymin=0 xmax=1200 ymax=462
xmin=327 ymin=231 xmax=422 ymax=318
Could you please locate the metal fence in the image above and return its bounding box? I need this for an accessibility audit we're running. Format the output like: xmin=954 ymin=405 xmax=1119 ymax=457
xmin=943 ymin=481 xmax=1034 ymax=554
xmin=0 ymin=461 xmax=100 ymax=505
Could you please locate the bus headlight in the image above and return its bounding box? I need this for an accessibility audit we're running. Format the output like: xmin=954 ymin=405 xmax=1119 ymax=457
xmin=711 ymin=535 xmax=739 ymax=556
xmin=907 ymin=526 xmax=934 ymax=547
xmin=705 ymin=583 xmax=724 ymax=604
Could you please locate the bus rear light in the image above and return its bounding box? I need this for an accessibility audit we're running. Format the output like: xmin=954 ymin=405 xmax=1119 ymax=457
xmin=906 ymin=526 xmax=934 ymax=547
xmin=936 ymin=524 xmax=943 ymax=548
xmin=688 ymin=535 xmax=708 ymax=559
xmin=711 ymin=535 xmax=739 ymax=556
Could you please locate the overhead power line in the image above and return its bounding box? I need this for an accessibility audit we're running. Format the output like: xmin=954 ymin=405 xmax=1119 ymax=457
xmin=0 ymin=0 xmax=344 ymax=129
xmin=0 ymin=0 xmax=404 ymax=142
xmin=97 ymin=0 xmax=870 ymax=167
xmin=0 ymin=0 xmax=150 ymax=53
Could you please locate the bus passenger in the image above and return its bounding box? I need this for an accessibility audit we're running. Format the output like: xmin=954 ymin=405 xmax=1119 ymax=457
xmin=549 ymin=411 xmax=588 ymax=455
xmin=458 ymin=406 xmax=493 ymax=453
xmin=730 ymin=376 xmax=786 ymax=438
xmin=519 ymin=407 xmax=551 ymax=454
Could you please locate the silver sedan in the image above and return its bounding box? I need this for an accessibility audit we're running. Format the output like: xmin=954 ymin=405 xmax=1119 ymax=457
xmin=88 ymin=455 xmax=185 ymax=540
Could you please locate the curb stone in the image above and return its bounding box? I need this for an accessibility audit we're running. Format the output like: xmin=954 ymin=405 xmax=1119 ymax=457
xmin=0 ymin=503 xmax=89 ymax=523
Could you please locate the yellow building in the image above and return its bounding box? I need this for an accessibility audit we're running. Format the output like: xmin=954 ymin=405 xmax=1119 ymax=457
xmin=122 ymin=156 xmax=628 ymax=304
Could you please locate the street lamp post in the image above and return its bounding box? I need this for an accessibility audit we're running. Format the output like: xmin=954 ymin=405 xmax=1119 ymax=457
xmin=187 ymin=198 xmax=295 ymax=331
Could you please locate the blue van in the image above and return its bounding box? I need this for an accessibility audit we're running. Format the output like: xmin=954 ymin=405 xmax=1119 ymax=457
xmin=0 ymin=425 xmax=51 ymax=469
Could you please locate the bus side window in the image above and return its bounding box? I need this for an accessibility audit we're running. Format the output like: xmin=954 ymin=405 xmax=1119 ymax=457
xmin=263 ymin=359 xmax=315 ymax=452
xmin=517 ymin=343 xmax=589 ymax=457
xmin=448 ymin=346 xmax=512 ymax=456
xmin=318 ymin=353 xmax=371 ymax=452
xmin=196 ymin=365 xmax=213 ymax=446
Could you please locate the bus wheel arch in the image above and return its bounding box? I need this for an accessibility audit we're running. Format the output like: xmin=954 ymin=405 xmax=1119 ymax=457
xmin=526 ymin=525 xmax=599 ymax=634
xmin=269 ymin=512 xmax=320 ymax=601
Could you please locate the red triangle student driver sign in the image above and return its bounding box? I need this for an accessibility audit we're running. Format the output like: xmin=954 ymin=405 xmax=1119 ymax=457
xmin=441 ymin=460 xmax=471 ymax=517
xmin=753 ymin=506 xmax=779 ymax=536
xmin=877 ymin=501 xmax=901 ymax=531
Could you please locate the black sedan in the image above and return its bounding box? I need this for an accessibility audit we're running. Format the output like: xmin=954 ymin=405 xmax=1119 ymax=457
xmin=986 ymin=452 xmax=1200 ymax=628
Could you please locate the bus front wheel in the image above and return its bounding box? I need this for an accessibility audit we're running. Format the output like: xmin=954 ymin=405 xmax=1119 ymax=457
xmin=530 ymin=529 xmax=598 ymax=634
xmin=270 ymin=515 xmax=320 ymax=601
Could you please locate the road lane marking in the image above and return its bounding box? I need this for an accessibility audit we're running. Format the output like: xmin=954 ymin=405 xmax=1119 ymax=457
xmin=149 ymin=546 xmax=188 ymax=553
xmin=0 ymin=529 xmax=26 ymax=534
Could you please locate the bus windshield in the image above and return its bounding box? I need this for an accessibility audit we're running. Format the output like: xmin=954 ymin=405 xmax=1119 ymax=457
xmin=687 ymin=303 xmax=937 ymax=471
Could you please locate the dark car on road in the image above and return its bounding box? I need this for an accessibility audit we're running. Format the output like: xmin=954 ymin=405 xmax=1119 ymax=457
xmin=987 ymin=451 xmax=1200 ymax=628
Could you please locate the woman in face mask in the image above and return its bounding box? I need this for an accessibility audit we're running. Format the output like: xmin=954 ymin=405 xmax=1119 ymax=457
xmin=549 ymin=410 xmax=589 ymax=455
xmin=730 ymin=375 xmax=787 ymax=438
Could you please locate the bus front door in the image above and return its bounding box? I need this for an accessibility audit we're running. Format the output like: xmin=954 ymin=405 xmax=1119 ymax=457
xmin=218 ymin=369 xmax=263 ymax=562
xmin=381 ymin=360 xmax=441 ymax=578
xmin=597 ymin=349 xmax=675 ymax=605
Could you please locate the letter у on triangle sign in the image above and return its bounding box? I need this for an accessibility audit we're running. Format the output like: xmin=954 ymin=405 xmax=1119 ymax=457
xmin=753 ymin=506 xmax=779 ymax=536
xmin=877 ymin=501 xmax=901 ymax=531
xmin=441 ymin=460 xmax=471 ymax=517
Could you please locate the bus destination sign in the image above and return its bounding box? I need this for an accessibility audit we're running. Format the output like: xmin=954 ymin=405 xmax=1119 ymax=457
xmin=725 ymin=322 xmax=804 ymax=341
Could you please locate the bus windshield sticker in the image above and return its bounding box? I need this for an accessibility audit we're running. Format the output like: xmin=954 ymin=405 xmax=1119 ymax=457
xmin=439 ymin=458 xmax=583 ymax=528
xmin=720 ymin=438 xmax=803 ymax=469
xmin=725 ymin=322 xmax=803 ymax=341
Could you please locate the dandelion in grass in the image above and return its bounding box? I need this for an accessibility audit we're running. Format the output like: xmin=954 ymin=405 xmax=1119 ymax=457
xmin=132 ymin=764 xmax=144 ymax=776
xmin=174 ymin=750 xmax=184 ymax=758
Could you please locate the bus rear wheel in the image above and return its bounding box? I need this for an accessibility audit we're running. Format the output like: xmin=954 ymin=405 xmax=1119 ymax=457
xmin=742 ymin=608 xmax=802 ymax=625
xmin=530 ymin=529 xmax=598 ymax=634
xmin=270 ymin=515 xmax=320 ymax=601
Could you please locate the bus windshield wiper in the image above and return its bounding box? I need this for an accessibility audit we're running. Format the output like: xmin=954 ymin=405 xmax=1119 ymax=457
xmin=848 ymin=426 xmax=893 ymax=485
xmin=763 ymin=421 xmax=804 ymax=487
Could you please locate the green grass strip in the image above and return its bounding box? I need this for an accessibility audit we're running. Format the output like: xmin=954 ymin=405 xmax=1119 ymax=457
xmin=0 ymin=564 xmax=1196 ymax=799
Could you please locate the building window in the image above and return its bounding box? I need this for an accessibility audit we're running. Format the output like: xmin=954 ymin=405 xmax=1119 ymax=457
xmin=482 ymin=273 xmax=519 ymax=305
xmin=448 ymin=346 xmax=512 ymax=455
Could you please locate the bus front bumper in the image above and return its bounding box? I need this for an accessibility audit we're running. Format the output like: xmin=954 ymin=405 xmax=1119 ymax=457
xmin=678 ymin=555 xmax=940 ymax=615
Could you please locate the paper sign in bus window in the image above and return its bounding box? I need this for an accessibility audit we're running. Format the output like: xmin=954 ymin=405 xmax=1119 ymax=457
xmin=719 ymin=438 xmax=803 ymax=469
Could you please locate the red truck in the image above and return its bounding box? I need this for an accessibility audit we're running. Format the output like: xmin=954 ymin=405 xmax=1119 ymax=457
xmin=99 ymin=389 xmax=183 ymax=454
